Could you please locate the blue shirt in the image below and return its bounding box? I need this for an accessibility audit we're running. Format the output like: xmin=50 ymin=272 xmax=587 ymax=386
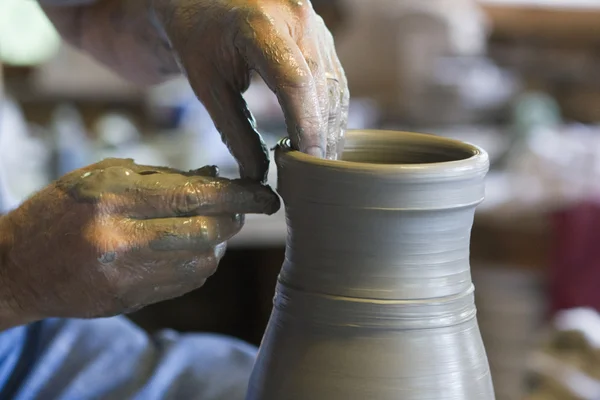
xmin=0 ymin=317 xmax=256 ymax=399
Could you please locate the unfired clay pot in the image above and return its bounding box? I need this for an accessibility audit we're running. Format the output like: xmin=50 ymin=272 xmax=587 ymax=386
xmin=246 ymin=130 xmax=495 ymax=400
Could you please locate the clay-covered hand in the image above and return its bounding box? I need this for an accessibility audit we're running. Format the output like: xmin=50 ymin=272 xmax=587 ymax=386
xmin=0 ymin=159 xmax=279 ymax=326
xmin=152 ymin=0 xmax=350 ymax=181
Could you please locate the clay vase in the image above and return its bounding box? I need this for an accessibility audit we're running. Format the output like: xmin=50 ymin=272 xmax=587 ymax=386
xmin=246 ymin=130 xmax=495 ymax=400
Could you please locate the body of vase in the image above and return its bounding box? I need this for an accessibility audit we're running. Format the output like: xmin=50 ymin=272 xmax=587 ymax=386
xmin=246 ymin=130 xmax=495 ymax=400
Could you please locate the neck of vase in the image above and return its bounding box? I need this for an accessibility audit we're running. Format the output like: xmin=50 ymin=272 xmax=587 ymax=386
xmin=275 ymin=130 xmax=489 ymax=301
xmin=280 ymin=204 xmax=477 ymax=300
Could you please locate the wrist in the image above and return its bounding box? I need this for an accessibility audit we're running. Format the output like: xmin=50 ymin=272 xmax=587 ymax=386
xmin=43 ymin=0 xmax=181 ymax=85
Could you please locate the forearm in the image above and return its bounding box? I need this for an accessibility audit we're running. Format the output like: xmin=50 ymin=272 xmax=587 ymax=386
xmin=0 ymin=214 xmax=32 ymax=331
xmin=40 ymin=0 xmax=180 ymax=85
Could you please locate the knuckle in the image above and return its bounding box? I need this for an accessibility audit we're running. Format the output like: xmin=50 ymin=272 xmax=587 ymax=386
xmin=314 ymin=14 xmax=326 ymax=27
xmin=95 ymin=165 xmax=131 ymax=182
xmin=183 ymin=185 xmax=203 ymax=212
xmin=233 ymin=7 xmax=272 ymax=40
xmin=170 ymin=184 xmax=205 ymax=215
xmin=322 ymin=26 xmax=335 ymax=45
xmin=342 ymin=89 xmax=350 ymax=104
xmin=305 ymin=58 xmax=321 ymax=75
xmin=66 ymin=174 xmax=102 ymax=202
xmin=244 ymin=8 xmax=273 ymax=26
xmin=69 ymin=166 xmax=135 ymax=204
xmin=278 ymin=73 xmax=315 ymax=91
xmin=289 ymin=0 xmax=313 ymax=20
xmin=184 ymin=191 xmax=200 ymax=210
xmin=97 ymin=166 xmax=135 ymax=181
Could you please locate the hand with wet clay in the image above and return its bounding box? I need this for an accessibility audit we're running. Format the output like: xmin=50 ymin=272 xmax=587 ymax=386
xmin=41 ymin=0 xmax=350 ymax=182
xmin=0 ymin=159 xmax=279 ymax=330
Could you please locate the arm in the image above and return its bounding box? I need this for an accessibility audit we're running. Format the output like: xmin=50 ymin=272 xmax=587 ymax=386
xmin=0 ymin=317 xmax=256 ymax=399
xmin=40 ymin=0 xmax=180 ymax=85
xmin=0 ymin=215 xmax=33 ymax=331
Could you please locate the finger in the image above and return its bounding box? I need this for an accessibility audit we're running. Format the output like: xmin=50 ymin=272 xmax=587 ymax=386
xmin=297 ymin=36 xmax=330 ymax=157
xmin=317 ymin=21 xmax=348 ymax=160
xmin=124 ymin=214 xmax=244 ymax=252
xmin=331 ymin=48 xmax=350 ymax=160
xmin=110 ymin=159 xmax=219 ymax=178
xmin=322 ymin=51 xmax=341 ymax=160
xmin=126 ymin=162 xmax=184 ymax=176
xmin=75 ymin=159 xmax=219 ymax=179
xmin=302 ymin=17 xmax=342 ymax=160
xmin=74 ymin=167 xmax=280 ymax=217
xmin=111 ymin=246 xmax=227 ymax=291
xmin=124 ymin=174 xmax=280 ymax=218
xmin=111 ymin=249 xmax=223 ymax=312
xmin=193 ymin=77 xmax=269 ymax=183
xmin=132 ymin=164 xmax=219 ymax=178
xmin=154 ymin=244 xmax=227 ymax=287
xmin=237 ymin=27 xmax=325 ymax=158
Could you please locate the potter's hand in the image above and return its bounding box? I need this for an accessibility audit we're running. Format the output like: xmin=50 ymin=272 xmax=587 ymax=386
xmin=152 ymin=0 xmax=350 ymax=179
xmin=42 ymin=0 xmax=349 ymax=181
xmin=0 ymin=159 xmax=279 ymax=328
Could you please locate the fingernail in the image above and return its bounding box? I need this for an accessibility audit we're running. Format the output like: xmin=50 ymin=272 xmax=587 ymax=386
xmin=253 ymin=186 xmax=281 ymax=215
xmin=306 ymin=146 xmax=325 ymax=159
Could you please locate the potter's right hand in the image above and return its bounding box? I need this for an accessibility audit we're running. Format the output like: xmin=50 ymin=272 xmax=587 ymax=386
xmin=0 ymin=158 xmax=279 ymax=329
xmin=152 ymin=0 xmax=350 ymax=178
xmin=42 ymin=0 xmax=349 ymax=183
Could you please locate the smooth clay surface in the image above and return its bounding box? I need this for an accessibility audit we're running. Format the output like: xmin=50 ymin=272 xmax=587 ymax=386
xmin=246 ymin=130 xmax=496 ymax=400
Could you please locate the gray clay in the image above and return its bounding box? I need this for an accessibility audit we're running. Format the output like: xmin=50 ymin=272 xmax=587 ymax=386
xmin=246 ymin=130 xmax=495 ymax=400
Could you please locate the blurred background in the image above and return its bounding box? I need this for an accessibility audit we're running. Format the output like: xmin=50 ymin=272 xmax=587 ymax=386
xmin=3 ymin=0 xmax=600 ymax=398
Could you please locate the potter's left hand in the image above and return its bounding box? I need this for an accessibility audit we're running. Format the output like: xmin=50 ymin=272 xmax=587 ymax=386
xmin=0 ymin=159 xmax=280 ymax=329
xmin=152 ymin=0 xmax=350 ymax=179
